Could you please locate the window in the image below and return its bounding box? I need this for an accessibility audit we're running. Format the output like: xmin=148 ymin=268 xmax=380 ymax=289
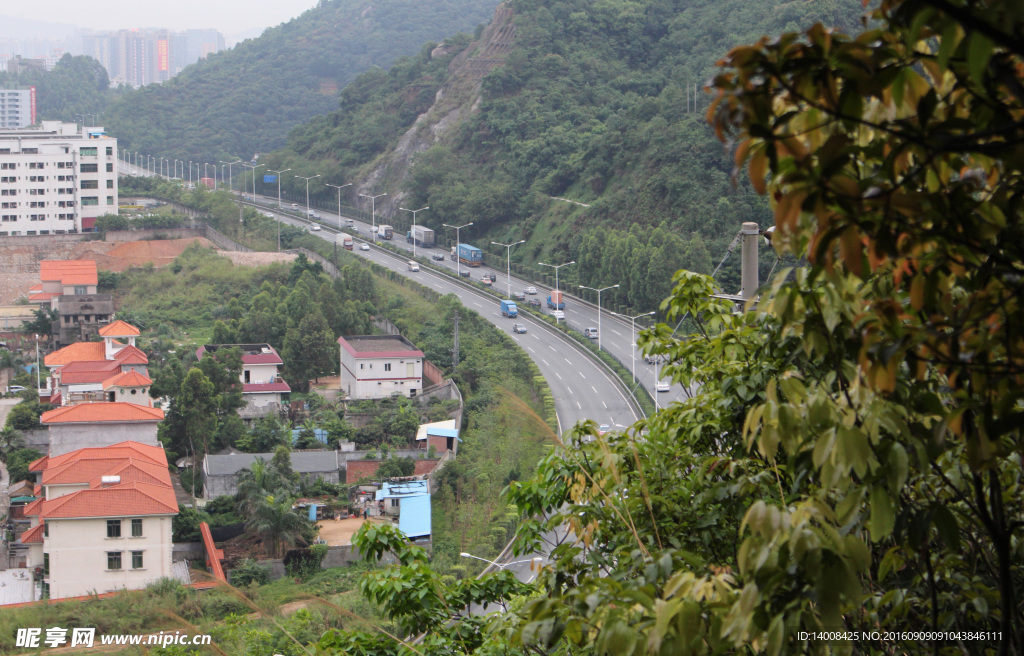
xmin=391 ymin=499 xmax=400 ymax=508
xmin=80 ymin=163 xmax=98 ymax=173
xmin=82 ymin=197 xmax=98 ymax=206
xmin=384 ymin=363 xmax=392 ymax=372
xmin=106 ymin=147 xmax=113 ymax=156
xmin=107 ymin=552 xmax=122 ymax=570
xmin=106 ymin=196 xmax=113 ymax=205
xmin=80 ymin=180 xmax=98 ymax=189
xmin=106 ymin=519 xmax=121 ymax=538
xmin=106 ymin=179 xmax=113 ymax=188
xmin=43 ymin=522 xmax=48 ymax=538
xmin=74 ymin=285 xmax=88 ymax=295
xmin=131 ymin=551 xmax=143 ymax=569
xmin=360 ymin=363 xmax=364 ymax=370
xmin=80 ymin=147 xmax=97 ymax=156
xmin=43 ymin=553 xmax=49 ymax=576
xmin=131 ymin=518 xmax=143 ymax=537
xmin=106 ymin=163 xmax=113 ymax=172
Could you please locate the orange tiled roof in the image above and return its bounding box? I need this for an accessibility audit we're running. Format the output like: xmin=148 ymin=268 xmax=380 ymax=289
xmin=40 ymin=402 xmax=164 ymax=425
xmin=44 ymin=342 xmax=107 ymax=366
xmin=21 ymin=498 xmax=44 ymax=517
xmin=43 ymin=457 xmax=170 ymax=487
xmin=29 ymin=284 xmax=42 ymax=292
xmin=43 ymin=441 xmax=166 ymax=470
xmin=20 ymin=524 xmax=43 ymax=544
xmin=28 ymin=292 xmax=60 ymax=302
xmin=98 ymin=320 xmax=140 ymax=337
xmin=28 ymin=455 xmax=49 ymax=472
xmin=58 ymin=360 xmax=121 ymax=385
xmin=102 ymin=370 xmax=152 ymax=389
xmin=112 ymin=345 xmax=148 ymax=365
xmin=42 ymin=482 xmax=177 ymax=519
xmin=39 ymin=260 xmax=98 ymax=286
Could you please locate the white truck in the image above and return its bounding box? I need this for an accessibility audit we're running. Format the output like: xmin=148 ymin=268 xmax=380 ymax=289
xmin=339 ymin=234 xmax=353 ymax=250
xmin=377 ymin=225 xmax=393 ymax=240
xmin=407 ymin=225 xmax=435 ymax=247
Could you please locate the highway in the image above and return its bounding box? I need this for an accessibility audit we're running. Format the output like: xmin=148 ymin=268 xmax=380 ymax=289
xmin=243 ymin=192 xmax=689 ymax=407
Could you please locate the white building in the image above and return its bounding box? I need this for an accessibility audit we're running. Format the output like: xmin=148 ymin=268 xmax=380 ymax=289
xmin=0 ymin=120 xmax=118 ymax=236
xmin=338 ymin=335 xmax=424 ymax=399
xmin=0 ymin=88 xmax=34 ymax=129
xmin=17 ymin=442 xmax=178 ymax=600
xmin=197 ymin=343 xmax=291 ymax=408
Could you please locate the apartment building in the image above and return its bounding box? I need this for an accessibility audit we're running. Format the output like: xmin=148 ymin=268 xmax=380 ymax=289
xmin=0 ymin=87 xmax=35 ymax=129
xmin=0 ymin=121 xmax=118 ymax=235
xmin=338 ymin=335 xmax=424 ymax=399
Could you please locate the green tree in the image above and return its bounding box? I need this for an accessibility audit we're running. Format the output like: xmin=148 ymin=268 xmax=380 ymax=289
xmin=22 ymin=308 xmax=56 ymax=336
xmin=176 ymin=368 xmax=217 ymax=465
xmin=5 ymin=448 xmax=42 ymax=484
xmin=376 ymin=456 xmax=415 ymax=479
xmin=211 ymin=320 xmax=239 ymax=345
xmin=5 ymin=403 xmax=44 ymax=431
xmin=247 ymin=493 xmax=309 ymax=559
xmin=0 ymin=427 xmax=25 ymax=460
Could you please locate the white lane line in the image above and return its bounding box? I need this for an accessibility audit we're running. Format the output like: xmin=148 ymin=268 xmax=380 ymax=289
xmin=542 ymin=359 xmax=550 ymax=367
xmin=602 ymin=400 xmax=608 ymax=409
xmin=548 ymin=345 xmax=557 ymax=352
xmin=565 ymin=358 xmax=572 ymax=365
xmin=592 ymin=386 xmax=598 ymax=394
xmin=610 ymin=329 xmax=622 ymax=337
xmin=527 ymin=346 xmax=536 ymax=353
xmin=555 ymin=372 xmax=562 ymax=380
xmin=567 ymin=387 xmax=574 ymax=395
xmin=577 ymin=401 xmax=582 ymax=409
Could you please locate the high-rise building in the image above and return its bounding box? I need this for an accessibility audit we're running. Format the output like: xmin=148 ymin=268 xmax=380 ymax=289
xmin=79 ymin=28 xmax=225 ymax=88
xmin=0 ymin=87 xmax=35 ymax=129
xmin=0 ymin=121 xmax=118 ymax=235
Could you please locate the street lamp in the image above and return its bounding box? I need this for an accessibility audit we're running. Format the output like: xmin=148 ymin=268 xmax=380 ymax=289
xmin=538 ymin=260 xmax=576 ymax=304
xmin=359 ymin=193 xmax=387 ymax=241
xmin=268 ymin=168 xmax=291 ymax=251
xmin=400 ymin=206 xmax=429 ymax=258
xmin=220 ymin=160 xmax=241 ymax=194
xmin=491 ymin=239 xmax=525 ymax=299
xmin=612 ymin=310 xmax=656 ymax=385
xmin=443 ymin=222 xmax=474 ymax=277
xmin=173 ymin=159 xmax=181 ymax=180
xmin=295 ymin=174 xmax=321 ymax=224
xmin=242 ymin=163 xmax=264 ymax=202
xmin=326 ymin=183 xmax=353 ymax=229
xmin=579 ymin=284 xmax=619 ymax=352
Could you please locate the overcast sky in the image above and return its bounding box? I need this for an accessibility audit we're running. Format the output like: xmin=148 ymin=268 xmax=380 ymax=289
xmin=6 ymin=0 xmax=317 ymax=36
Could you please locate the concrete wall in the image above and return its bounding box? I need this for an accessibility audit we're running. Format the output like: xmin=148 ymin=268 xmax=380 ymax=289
xmin=102 ymin=228 xmax=205 ymax=242
xmin=204 ymin=468 xmax=340 ymax=499
xmin=242 ymin=363 xmax=279 ymax=385
xmin=47 ymin=422 xmax=159 ymax=456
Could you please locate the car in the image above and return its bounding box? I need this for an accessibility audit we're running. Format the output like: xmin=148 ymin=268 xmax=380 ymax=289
xmin=408 ymin=261 xmax=420 ymax=272
xmin=431 ymin=253 xmax=446 ymax=261
xmin=481 ymin=278 xmax=492 ymax=286
xmin=584 ymin=327 xmax=599 ymax=339
xmin=310 ymin=224 xmax=321 ymax=231
xmin=345 ymin=219 xmax=355 ymax=227
xmin=513 ymin=291 xmax=526 ymax=301
xmin=512 ymin=324 xmax=527 ymax=334
xmin=291 ymin=203 xmax=299 ymax=209
xmin=459 ymin=269 xmax=471 ymax=277
xmin=307 ymin=210 xmax=320 ymax=219
xmin=482 ymin=272 xmax=496 ymax=282
xmin=5 ymin=385 xmax=26 ymax=394
xmin=644 ymin=354 xmax=663 ymax=365
xmin=526 ymin=286 xmax=538 ymax=295
xmin=528 ymin=298 xmax=542 ymax=308
xmin=551 ymin=310 xmax=565 ymax=321
xmin=359 ymin=243 xmax=371 ymax=251
xmin=656 ymin=381 xmax=671 ymax=392
xmin=598 ymin=424 xmax=610 ymax=435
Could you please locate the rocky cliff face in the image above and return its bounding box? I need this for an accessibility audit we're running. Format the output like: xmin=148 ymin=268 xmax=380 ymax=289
xmin=358 ymin=3 xmax=516 ymax=212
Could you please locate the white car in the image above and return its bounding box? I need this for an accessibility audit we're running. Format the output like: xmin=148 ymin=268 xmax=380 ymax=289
xmin=5 ymin=385 xmax=26 ymax=394
xmin=551 ymin=310 xmax=565 ymax=322
xmin=408 ymin=261 xmax=420 ymax=272
xmin=359 ymin=243 xmax=371 ymax=251
xmin=526 ymin=286 xmax=537 ymax=295
xmin=656 ymin=381 xmax=670 ymax=392
xmin=311 ymin=224 xmax=321 ymax=231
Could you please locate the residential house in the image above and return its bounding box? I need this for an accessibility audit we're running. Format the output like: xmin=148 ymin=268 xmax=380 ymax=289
xmin=40 ymin=402 xmax=164 ymax=456
xmin=42 ymin=319 xmax=148 ymax=406
xmin=196 ymin=344 xmax=291 ymax=412
xmin=375 ymin=480 xmax=431 ymax=541
xmin=16 ymin=442 xmax=177 ymax=600
xmin=415 ymin=420 xmax=460 ymax=455
xmin=201 ymin=450 xmax=340 ymax=498
xmin=337 ymin=335 xmax=423 ymax=399
xmin=27 ymin=261 xmax=114 ymax=349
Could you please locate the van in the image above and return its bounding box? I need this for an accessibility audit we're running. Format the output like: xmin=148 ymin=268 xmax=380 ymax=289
xmin=408 ymin=261 xmax=420 ymax=272
xmin=345 ymin=218 xmax=355 ymax=227
xmin=291 ymin=203 xmax=299 ymax=209
xmin=584 ymin=327 xmax=599 ymax=339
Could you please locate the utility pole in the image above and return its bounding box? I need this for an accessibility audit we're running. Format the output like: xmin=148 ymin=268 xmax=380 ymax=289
xmin=452 ymin=310 xmax=460 ymax=368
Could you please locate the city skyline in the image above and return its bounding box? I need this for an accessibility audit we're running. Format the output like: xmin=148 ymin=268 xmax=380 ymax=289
xmin=1 ymin=0 xmax=317 ymax=39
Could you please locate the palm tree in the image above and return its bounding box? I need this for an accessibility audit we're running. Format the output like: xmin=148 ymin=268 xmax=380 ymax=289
xmin=235 ymin=458 xmax=276 ymax=516
xmin=247 ymin=492 xmax=308 ymax=559
xmin=0 ymin=427 xmax=25 ymax=461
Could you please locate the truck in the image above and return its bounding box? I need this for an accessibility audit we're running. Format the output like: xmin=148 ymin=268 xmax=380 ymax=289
xmin=377 ymin=225 xmax=393 ymax=240
xmin=547 ymin=290 xmax=565 ymax=310
xmin=406 ymin=226 xmax=435 ymax=248
xmin=500 ymin=300 xmax=518 ymax=318
xmin=340 ymin=234 xmax=353 ymax=250
xmin=450 ymin=243 xmax=483 ymax=267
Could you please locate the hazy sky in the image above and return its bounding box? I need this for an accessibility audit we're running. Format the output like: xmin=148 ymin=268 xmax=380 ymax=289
xmin=7 ymin=0 xmax=318 ymax=36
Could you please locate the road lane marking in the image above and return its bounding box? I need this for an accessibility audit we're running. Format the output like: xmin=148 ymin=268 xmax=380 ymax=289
xmin=602 ymin=401 xmax=608 ymax=409
xmin=577 ymin=401 xmax=582 ymax=409
xmin=542 ymin=359 xmax=550 ymax=367
xmin=592 ymin=386 xmax=598 ymax=394
xmin=555 ymin=372 xmax=562 ymax=380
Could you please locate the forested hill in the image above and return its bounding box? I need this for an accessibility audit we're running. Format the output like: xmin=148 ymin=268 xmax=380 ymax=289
xmin=99 ymin=0 xmax=502 ymax=162
xmin=259 ymin=0 xmax=866 ymax=306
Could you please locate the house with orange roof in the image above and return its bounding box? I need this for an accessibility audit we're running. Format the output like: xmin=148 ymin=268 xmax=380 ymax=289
xmin=27 ymin=260 xmax=115 ymax=350
xmin=42 ymin=319 xmax=147 ymax=406
xmin=40 ymin=402 xmax=163 ymax=456
xmin=13 ymin=442 xmax=179 ymax=601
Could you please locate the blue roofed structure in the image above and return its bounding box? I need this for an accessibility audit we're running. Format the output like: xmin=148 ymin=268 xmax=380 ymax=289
xmin=291 ymin=428 xmax=328 ymax=445
xmin=375 ymin=480 xmax=431 ymax=539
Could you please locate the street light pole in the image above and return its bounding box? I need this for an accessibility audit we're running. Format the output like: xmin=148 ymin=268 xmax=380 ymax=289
xmin=613 ymin=310 xmax=656 ymax=384
xmin=492 ymin=239 xmax=525 ymax=299
xmin=295 ymin=174 xmax=321 ymax=224
xmin=359 ymin=193 xmax=387 ymax=241
xmin=538 ymin=260 xmax=576 ymax=306
xmin=400 ymin=206 xmax=429 ymax=259
xmin=268 ymin=168 xmax=291 ymax=251
xmin=579 ymin=284 xmax=620 ymax=352
xmin=443 ymin=222 xmax=474 ymax=277
xmin=326 ymin=183 xmax=353 ymax=229
xmin=220 ymin=160 xmax=241 ymax=194
xmin=242 ymin=163 xmax=264 ymax=202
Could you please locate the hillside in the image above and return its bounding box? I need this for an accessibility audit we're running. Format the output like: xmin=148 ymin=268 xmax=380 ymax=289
xmin=258 ymin=0 xmax=867 ymax=306
xmin=93 ymin=0 xmax=502 ymax=162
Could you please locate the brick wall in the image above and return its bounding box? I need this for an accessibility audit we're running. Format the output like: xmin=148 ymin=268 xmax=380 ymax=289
xmin=346 ymin=460 xmax=381 ymax=483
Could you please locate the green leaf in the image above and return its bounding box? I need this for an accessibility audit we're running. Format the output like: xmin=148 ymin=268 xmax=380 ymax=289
xmin=869 ymin=486 xmax=895 ymax=541
xmin=966 ymin=32 xmax=993 ymax=86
